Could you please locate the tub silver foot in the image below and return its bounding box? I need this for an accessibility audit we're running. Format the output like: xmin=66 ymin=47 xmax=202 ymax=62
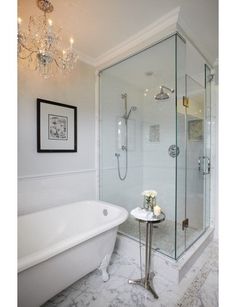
xmin=99 ymin=253 xmax=112 ymax=282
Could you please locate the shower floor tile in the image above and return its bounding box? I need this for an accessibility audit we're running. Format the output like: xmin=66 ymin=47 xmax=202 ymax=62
xmin=119 ymin=216 xmax=203 ymax=258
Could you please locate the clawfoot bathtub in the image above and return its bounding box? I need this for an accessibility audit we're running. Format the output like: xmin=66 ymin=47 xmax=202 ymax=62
xmin=18 ymin=200 xmax=128 ymax=307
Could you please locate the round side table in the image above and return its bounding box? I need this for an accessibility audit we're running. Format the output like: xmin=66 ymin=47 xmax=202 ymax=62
xmin=128 ymin=210 xmax=165 ymax=299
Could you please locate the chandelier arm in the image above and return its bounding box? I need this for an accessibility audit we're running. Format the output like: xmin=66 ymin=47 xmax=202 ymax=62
xmin=18 ymin=52 xmax=35 ymax=60
xmin=54 ymin=58 xmax=61 ymax=68
xmin=19 ymin=41 xmax=38 ymax=54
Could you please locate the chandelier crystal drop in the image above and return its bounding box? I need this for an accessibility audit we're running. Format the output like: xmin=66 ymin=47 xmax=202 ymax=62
xmin=17 ymin=0 xmax=79 ymax=78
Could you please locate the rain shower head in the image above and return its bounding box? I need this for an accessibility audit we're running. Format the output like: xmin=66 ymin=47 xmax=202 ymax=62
xmin=155 ymin=85 xmax=174 ymax=101
xmin=155 ymin=87 xmax=169 ymax=100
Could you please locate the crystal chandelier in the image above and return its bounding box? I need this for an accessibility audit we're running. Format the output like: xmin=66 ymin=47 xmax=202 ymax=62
xmin=17 ymin=0 xmax=79 ymax=78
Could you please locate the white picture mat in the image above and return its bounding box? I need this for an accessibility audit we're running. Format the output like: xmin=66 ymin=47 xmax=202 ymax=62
xmin=40 ymin=103 xmax=75 ymax=150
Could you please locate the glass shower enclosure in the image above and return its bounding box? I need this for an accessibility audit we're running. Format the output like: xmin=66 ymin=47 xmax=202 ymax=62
xmin=99 ymin=33 xmax=211 ymax=259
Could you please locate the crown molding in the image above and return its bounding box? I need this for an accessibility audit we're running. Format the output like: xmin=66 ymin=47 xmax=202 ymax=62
xmin=94 ymin=7 xmax=180 ymax=70
xmin=78 ymin=6 xmax=217 ymax=70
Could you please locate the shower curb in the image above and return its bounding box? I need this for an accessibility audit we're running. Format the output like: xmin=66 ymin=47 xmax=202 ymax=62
xmin=115 ymin=227 xmax=214 ymax=284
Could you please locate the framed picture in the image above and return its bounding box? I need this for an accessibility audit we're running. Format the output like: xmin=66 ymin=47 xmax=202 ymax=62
xmin=37 ymin=98 xmax=77 ymax=152
xmin=188 ymin=119 xmax=203 ymax=141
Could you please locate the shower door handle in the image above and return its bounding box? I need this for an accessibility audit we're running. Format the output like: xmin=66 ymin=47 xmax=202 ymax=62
xmin=204 ymin=156 xmax=211 ymax=174
xmin=198 ymin=157 xmax=202 ymax=172
xmin=198 ymin=156 xmax=204 ymax=173
xmin=198 ymin=156 xmax=211 ymax=175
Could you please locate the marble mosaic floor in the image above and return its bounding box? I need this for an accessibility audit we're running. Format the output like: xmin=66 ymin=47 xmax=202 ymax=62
xmin=119 ymin=216 xmax=202 ymax=258
xmin=43 ymin=240 xmax=218 ymax=307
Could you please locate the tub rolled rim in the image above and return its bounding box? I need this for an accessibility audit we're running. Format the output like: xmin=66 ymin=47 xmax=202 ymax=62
xmin=18 ymin=200 xmax=128 ymax=273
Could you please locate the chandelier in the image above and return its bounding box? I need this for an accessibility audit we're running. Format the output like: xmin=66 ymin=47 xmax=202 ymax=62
xmin=17 ymin=0 xmax=79 ymax=78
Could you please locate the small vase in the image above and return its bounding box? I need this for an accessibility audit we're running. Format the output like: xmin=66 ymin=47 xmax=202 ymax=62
xmin=150 ymin=197 xmax=156 ymax=211
xmin=143 ymin=197 xmax=146 ymax=209
xmin=143 ymin=196 xmax=149 ymax=210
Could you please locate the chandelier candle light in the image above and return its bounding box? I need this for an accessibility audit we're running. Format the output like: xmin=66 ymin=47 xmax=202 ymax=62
xmin=17 ymin=0 xmax=79 ymax=78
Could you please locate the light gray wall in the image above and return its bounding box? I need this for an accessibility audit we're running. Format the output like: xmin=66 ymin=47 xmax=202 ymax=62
xmin=18 ymin=61 xmax=96 ymax=215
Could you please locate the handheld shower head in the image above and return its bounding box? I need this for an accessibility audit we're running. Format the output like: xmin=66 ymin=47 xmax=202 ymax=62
xmin=126 ymin=106 xmax=137 ymax=120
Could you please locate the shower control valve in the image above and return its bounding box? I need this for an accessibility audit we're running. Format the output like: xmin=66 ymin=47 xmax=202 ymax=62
xmin=121 ymin=145 xmax=127 ymax=151
xmin=168 ymin=145 xmax=179 ymax=158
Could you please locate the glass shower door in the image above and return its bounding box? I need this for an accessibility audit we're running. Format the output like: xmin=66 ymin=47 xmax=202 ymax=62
xmin=185 ymin=75 xmax=206 ymax=248
xmin=205 ymin=64 xmax=212 ymax=229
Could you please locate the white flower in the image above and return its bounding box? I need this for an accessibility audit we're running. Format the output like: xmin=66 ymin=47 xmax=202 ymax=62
xmin=142 ymin=190 xmax=157 ymax=198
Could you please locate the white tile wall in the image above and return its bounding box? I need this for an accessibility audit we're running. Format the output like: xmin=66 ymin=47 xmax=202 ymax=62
xmin=99 ymin=73 xmax=144 ymax=211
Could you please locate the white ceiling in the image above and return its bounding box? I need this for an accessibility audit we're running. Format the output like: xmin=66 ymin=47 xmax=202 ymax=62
xmin=179 ymin=0 xmax=218 ymax=66
xmin=103 ymin=34 xmax=176 ymax=91
xmin=18 ymin=0 xmax=218 ymax=66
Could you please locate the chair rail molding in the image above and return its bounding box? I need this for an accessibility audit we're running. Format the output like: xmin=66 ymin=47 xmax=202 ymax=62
xmin=18 ymin=169 xmax=96 ymax=180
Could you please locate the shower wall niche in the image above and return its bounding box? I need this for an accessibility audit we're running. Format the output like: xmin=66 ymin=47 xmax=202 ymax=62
xmin=99 ymin=33 xmax=211 ymax=259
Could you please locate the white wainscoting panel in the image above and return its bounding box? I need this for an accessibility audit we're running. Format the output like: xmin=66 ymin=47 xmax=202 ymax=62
xmin=18 ymin=170 xmax=96 ymax=216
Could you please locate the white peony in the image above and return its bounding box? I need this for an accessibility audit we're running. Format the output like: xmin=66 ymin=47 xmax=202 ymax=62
xmin=142 ymin=190 xmax=157 ymax=198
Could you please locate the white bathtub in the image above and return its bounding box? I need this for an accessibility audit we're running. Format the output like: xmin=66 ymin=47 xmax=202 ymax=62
xmin=18 ymin=200 xmax=128 ymax=307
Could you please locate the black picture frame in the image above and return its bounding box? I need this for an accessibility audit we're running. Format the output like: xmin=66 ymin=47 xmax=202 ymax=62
xmin=37 ymin=98 xmax=77 ymax=152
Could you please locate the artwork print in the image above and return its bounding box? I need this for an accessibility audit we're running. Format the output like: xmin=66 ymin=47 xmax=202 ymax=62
xmin=37 ymin=98 xmax=77 ymax=152
xmin=48 ymin=114 xmax=68 ymax=140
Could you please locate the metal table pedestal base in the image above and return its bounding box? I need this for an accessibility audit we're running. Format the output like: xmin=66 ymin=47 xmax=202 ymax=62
xmin=128 ymin=213 xmax=165 ymax=299
xmin=128 ymin=272 xmax=158 ymax=299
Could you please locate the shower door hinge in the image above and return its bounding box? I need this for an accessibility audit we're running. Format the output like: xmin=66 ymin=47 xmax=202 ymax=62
xmin=182 ymin=218 xmax=189 ymax=231
xmin=183 ymin=96 xmax=189 ymax=107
